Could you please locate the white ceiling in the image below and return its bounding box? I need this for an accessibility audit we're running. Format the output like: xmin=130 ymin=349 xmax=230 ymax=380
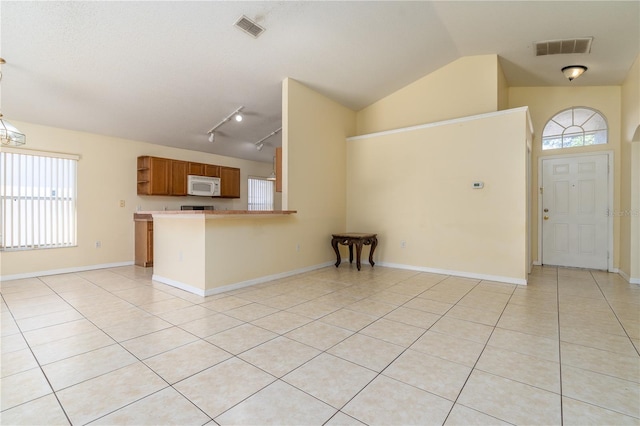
xmin=1 ymin=1 xmax=638 ymax=163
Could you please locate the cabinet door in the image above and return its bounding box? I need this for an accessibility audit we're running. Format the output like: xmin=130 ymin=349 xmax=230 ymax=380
xmin=170 ymin=160 xmax=188 ymax=195
xmin=205 ymin=164 xmax=221 ymax=177
xmin=188 ymin=162 xmax=205 ymax=176
xmin=135 ymin=220 xmax=153 ymax=267
xmin=219 ymin=166 xmax=240 ymax=198
xmin=148 ymin=157 xmax=170 ymax=195
xmin=275 ymin=147 xmax=282 ymax=193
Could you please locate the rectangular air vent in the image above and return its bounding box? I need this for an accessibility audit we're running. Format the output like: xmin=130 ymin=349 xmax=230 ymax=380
xmin=234 ymin=15 xmax=265 ymax=38
xmin=535 ymin=37 xmax=593 ymax=56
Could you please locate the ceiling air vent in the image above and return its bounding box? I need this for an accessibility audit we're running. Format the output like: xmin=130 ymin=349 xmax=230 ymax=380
xmin=234 ymin=15 xmax=265 ymax=38
xmin=534 ymin=37 xmax=593 ymax=56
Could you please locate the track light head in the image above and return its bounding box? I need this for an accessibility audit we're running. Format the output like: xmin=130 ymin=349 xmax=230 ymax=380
xmin=256 ymin=142 xmax=264 ymax=151
xmin=234 ymin=113 xmax=243 ymax=122
xmin=208 ymin=132 xmax=215 ymax=143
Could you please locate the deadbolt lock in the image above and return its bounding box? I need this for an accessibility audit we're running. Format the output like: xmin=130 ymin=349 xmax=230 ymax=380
xmin=543 ymin=208 xmax=549 ymax=212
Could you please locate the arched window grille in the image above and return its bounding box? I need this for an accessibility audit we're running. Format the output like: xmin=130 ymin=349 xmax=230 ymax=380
xmin=542 ymin=107 xmax=608 ymax=150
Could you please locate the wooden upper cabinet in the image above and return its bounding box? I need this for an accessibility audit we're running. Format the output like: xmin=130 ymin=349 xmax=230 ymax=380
xmin=170 ymin=160 xmax=188 ymax=196
xmin=187 ymin=162 xmax=205 ymax=176
xmin=139 ymin=156 xmax=236 ymax=197
xmin=205 ymin=164 xmax=221 ymax=177
xmin=275 ymin=147 xmax=282 ymax=193
xmin=137 ymin=156 xmax=170 ymax=195
xmin=188 ymin=162 xmax=220 ymax=177
xmin=219 ymin=166 xmax=240 ymax=198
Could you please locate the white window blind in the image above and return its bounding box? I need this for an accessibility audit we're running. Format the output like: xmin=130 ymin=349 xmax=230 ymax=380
xmin=248 ymin=177 xmax=274 ymax=211
xmin=1 ymin=150 xmax=78 ymax=250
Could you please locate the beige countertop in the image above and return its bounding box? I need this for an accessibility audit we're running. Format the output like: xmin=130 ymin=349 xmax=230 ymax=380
xmin=134 ymin=210 xmax=296 ymax=220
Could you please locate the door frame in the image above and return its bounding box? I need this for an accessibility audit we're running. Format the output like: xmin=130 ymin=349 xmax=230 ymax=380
xmin=537 ymin=151 xmax=614 ymax=271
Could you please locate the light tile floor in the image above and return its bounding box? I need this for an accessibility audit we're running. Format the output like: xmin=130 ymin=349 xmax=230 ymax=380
xmin=1 ymin=265 xmax=639 ymax=425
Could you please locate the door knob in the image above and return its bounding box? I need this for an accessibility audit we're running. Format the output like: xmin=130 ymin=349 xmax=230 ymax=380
xmin=544 ymin=215 xmax=549 ymax=220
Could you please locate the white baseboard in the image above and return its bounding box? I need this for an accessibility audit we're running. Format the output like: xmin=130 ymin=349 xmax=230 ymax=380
xmin=376 ymin=261 xmax=528 ymax=285
xmin=154 ymin=261 xmax=336 ymax=297
xmin=532 ymin=261 xmax=542 ymax=266
xmin=151 ymin=275 xmax=208 ymax=296
xmin=618 ymin=269 xmax=640 ymax=285
xmin=0 ymin=261 xmax=135 ymax=282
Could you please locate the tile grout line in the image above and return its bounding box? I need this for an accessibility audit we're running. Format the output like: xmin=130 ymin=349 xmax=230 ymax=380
xmin=589 ymin=270 xmax=640 ymax=357
xmin=439 ymin=277 xmax=521 ymax=425
xmin=556 ymin=267 xmax=564 ymax=426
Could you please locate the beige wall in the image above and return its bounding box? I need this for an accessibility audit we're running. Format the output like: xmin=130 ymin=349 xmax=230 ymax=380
xmin=497 ymin=58 xmax=509 ymax=111
xmin=1 ymin=121 xmax=273 ymax=279
xmin=508 ymin=87 xmax=622 ymax=269
xmin=346 ymin=108 xmax=531 ymax=284
xmin=282 ymin=78 xmax=356 ymax=265
xmin=621 ymin=54 xmax=640 ymax=282
xmin=356 ymin=55 xmax=502 ymax=135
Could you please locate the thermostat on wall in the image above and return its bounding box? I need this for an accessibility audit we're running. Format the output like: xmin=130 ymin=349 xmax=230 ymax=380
xmin=472 ymin=181 xmax=484 ymax=189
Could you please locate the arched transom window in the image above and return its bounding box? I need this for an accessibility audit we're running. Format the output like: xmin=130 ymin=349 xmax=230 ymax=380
xmin=542 ymin=107 xmax=608 ymax=150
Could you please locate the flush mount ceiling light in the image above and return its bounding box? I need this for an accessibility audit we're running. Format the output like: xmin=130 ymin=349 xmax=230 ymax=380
xmin=562 ymin=65 xmax=588 ymax=81
xmin=254 ymin=127 xmax=282 ymax=151
xmin=0 ymin=58 xmax=26 ymax=146
xmin=206 ymin=106 xmax=244 ymax=143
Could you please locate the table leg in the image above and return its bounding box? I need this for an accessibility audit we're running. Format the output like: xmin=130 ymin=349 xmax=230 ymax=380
xmin=331 ymin=237 xmax=341 ymax=268
xmin=355 ymin=240 xmax=363 ymax=271
xmin=369 ymin=237 xmax=377 ymax=267
xmin=348 ymin=244 xmax=354 ymax=264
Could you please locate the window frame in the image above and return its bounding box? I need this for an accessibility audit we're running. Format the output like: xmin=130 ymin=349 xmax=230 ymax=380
xmin=541 ymin=106 xmax=608 ymax=151
xmin=1 ymin=148 xmax=79 ymax=251
xmin=247 ymin=176 xmax=274 ymax=211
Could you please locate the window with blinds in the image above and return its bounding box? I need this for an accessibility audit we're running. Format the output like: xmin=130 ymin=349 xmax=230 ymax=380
xmin=248 ymin=177 xmax=274 ymax=211
xmin=1 ymin=149 xmax=78 ymax=250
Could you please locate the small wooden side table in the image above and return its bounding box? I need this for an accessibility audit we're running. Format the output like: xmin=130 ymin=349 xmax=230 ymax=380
xmin=331 ymin=233 xmax=378 ymax=271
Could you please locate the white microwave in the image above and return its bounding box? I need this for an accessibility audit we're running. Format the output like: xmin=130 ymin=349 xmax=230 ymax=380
xmin=188 ymin=175 xmax=221 ymax=197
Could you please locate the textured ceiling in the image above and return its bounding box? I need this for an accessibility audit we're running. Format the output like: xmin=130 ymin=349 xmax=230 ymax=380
xmin=1 ymin=1 xmax=638 ymax=163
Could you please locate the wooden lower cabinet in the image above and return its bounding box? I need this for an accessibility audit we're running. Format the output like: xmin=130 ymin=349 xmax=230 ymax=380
xmin=134 ymin=218 xmax=153 ymax=267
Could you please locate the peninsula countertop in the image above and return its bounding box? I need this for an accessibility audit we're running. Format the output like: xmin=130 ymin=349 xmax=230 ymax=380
xmin=134 ymin=210 xmax=297 ymax=219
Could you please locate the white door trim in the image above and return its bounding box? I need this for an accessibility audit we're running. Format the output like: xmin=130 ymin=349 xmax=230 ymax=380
xmin=537 ymin=151 xmax=614 ymax=271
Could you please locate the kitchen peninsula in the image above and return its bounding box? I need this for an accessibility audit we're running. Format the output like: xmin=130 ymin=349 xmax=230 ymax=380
xmin=137 ymin=210 xmax=297 ymax=296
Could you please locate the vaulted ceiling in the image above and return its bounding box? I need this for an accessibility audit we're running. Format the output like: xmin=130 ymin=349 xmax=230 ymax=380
xmin=1 ymin=1 xmax=638 ymax=162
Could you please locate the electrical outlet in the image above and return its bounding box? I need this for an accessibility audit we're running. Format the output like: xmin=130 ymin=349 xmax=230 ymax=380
xmin=119 ymin=200 xmax=125 ymax=208
xmin=95 ymin=241 xmax=101 ymax=248
xmin=400 ymin=240 xmax=406 ymax=249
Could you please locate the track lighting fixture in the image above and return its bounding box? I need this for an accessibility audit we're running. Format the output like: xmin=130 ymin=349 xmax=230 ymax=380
xmin=562 ymin=65 xmax=587 ymax=81
xmin=254 ymin=127 xmax=282 ymax=151
xmin=206 ymin=106 xmax=244 ymax=142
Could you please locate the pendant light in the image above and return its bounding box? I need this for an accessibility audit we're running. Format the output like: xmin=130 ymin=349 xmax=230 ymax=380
xmin=0 ymin=58 xmax=26 ymax=146
xmin=267 ymin=155 xmax=276 ymax=181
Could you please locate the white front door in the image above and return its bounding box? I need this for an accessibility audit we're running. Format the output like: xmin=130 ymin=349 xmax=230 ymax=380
xmin=541 ymin=154 xmax=609 ymax=269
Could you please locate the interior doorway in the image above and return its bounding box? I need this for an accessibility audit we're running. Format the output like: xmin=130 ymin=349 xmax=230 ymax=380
xmin=540 ymin=153 xmax=611 ymax=270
